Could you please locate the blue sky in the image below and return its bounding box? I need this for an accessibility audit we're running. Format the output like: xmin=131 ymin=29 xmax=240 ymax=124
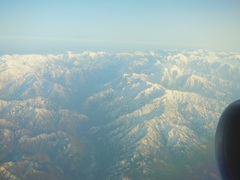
xmin=0 ymin=0 xmax=240 ymax=54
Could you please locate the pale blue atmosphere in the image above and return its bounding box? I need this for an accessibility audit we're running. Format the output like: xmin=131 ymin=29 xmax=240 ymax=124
xmin=1 ymin=0 xmax=240 ymax=54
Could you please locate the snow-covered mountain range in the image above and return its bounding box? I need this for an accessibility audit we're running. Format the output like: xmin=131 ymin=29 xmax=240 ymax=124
xmin=0 ymin=50 xmax=239 ymax=179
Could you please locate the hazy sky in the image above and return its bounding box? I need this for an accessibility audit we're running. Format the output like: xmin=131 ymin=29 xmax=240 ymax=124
xmin=1 ymin=0 xmax=240 ymax=54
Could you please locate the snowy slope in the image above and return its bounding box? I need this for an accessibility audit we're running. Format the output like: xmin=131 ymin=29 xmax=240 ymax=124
xmin=0 ymin=50 xmax=239 ymax=179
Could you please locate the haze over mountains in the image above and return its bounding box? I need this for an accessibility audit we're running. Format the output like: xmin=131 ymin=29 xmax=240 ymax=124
xmin=0 ymin=50 xmax=239 ymax=179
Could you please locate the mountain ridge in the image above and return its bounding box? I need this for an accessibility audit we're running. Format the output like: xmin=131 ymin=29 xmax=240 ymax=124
xmin=0 ymin=50 xmax=239 ymax=179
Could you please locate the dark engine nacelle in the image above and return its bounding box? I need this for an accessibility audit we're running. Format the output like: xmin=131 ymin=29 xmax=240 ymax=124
xmin=216 ymin=100 xmax=240 ymax=179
